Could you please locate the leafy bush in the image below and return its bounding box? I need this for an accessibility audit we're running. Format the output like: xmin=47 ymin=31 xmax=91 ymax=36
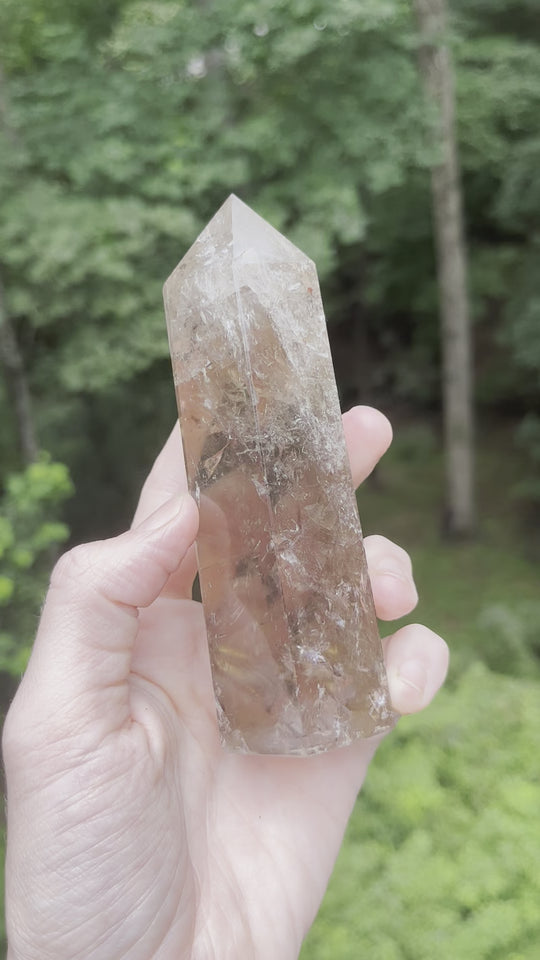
xmin=0 ymin=454 xmax=73 ymax=675
xmin=302 ymin=664 xmax=540 ymax=960
xmin=476 ymin=601 xmax=540 ymax=676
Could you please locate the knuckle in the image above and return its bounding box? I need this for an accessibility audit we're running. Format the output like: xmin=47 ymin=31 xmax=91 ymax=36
xmin=392 ymin=542 xmax=413 ymax=570
xmin=2 ymin=707 xmax=17 ymax=760
xmin=2 ymin=695 xmax=31 ymax=763
xmin=365 ymin=533 xmax=392 ymax=550
xmin=365 ymin=534 xmax=412 ymax=570
xmin=50 ymin=542 xmax=99 ymax=591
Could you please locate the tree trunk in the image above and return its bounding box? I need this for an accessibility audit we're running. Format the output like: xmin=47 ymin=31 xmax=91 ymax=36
xmin=0 ymin=275 xmax=38 ymax=465
xmin=413 ymin=0 xmax=475 ymax=536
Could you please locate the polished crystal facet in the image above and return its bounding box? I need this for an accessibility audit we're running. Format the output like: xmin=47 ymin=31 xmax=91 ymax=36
xmin=163 ymin=195 xmax=395 ymax=755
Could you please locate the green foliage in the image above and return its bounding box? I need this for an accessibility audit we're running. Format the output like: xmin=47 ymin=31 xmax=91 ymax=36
xmin=1 ymin=0 xmax=540 ymax=520
xmin=0 ymin=455 xmax=73 ymax=675
xmin=476 ymin=601 xmax=540 ymax=675
xmin=302 ymin=665 xmax=540 ymax=960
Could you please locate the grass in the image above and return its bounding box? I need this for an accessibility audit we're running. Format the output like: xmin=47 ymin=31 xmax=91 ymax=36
xmin=358 ymin=417 xmax=540 ymax=679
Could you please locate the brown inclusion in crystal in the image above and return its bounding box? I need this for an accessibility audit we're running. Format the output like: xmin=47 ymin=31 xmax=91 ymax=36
xmin=163 ymin=195 xmax=395 ymax=755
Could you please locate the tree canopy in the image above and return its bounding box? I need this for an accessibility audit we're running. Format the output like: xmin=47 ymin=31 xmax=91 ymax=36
xmin=1 ymin=0 xmax=539 ymax=467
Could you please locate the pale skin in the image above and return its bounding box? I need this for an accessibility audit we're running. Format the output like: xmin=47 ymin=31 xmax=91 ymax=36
xmin=3 ymin=406 xmax=449 ymax=960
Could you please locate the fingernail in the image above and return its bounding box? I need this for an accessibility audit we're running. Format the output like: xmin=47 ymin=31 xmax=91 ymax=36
xmin=142 ymin=495 xmax=186 ymax=532
xmin=397 ymin=660 xmax=427 ymax=696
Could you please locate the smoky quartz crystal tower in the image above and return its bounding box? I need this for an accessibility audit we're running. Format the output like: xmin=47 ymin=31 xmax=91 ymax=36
xmin=164 ymin=195 xmax=394 ymax=755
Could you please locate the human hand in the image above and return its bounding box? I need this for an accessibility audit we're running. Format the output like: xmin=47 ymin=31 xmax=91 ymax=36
xmin=3 ymin=407 xmax=448 ymax=960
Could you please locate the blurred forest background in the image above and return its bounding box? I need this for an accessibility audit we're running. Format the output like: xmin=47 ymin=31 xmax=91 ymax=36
xmin=1 ymin=0 xmax=539 ymax=956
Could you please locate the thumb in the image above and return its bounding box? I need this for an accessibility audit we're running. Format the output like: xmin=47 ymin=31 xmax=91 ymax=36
xmin=14 ymin=494 xmax=199 ymax=736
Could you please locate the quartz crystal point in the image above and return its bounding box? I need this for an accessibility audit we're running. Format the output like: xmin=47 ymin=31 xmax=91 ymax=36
xmin=163 ymin=195 xmax=395 ymax=755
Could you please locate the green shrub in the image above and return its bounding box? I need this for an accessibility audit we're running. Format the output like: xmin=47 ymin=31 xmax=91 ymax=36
xmin=475 ymin=601 xmax=540 ymax=676
xmin=302 ymin=664 xmax=540 ymax=960
xmin=0 ymin=454 xmax=73 ymax=676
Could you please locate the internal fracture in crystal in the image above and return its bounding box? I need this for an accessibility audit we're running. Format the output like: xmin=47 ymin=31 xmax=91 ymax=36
xmin=163 ymin=195 xmax=395 ymax=755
